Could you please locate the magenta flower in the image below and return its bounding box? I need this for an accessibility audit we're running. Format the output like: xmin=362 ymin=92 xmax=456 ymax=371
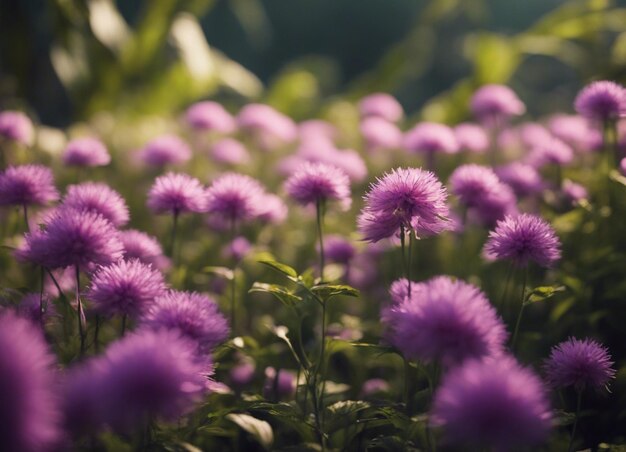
xmin=62 ymin=138 xmax=111 ymax=167
xmin=574 ymin=80 xmax=626 ymax=121
xmin=205 ymin=172 xmax=267 ymax=224
xmin=185 ymin=101 xmax=236 ymax=133
xmin=544 ymin=337 xmax=615 ymax=391
xmin=299 ymin=120 xmax=338 ymax=142
xmin=256 ymin=193 xmax=288 ymax=224
xmin=0 ymin=312 xmax=61 ymax=451
xmin=431 ymin=356 xmax=551 ymax=451
xmin=360 ymin=116 xmax=403 ymax=151
xmin=16 ymin=208 xmax=124 ymax=270
xmin=285 ymin=162 xmax=351 ymax=211
xmin=119 ymin=229 xmax=170 ymax=271
xmin=404 ymin=122 xmax=459 ymax=155
xmin=322 ymin=235 xmax=356 ymax=265
xmin=147 ymin=172 xmax=206 ymax=215
xmin=210 ymin=138 xmax=251 ymax=165
xmin=484 ymin=213 xmax=561 ymax=268
xmin=237 ymin=104 xmax=297 ymax=149
xmin=496 ymin=162 xmax=543 ymax=197
xmin=470 ymin=84 xmax=526 ymax=125
xmin=548 ymin=114 xmax=600 ymax=150
xmin=383 ymin=276 xmax=507 ymax=365
xmin=358 ymin=167 xmax=450 ymax=242
xmin=562 ymin=179 xmax=588 ymax=204
xmin=222 ymin=236 xmax=252 ymax=262
xmin=454 ymin=123 xmax=490 ymax=153
xmin=449 ymin=164 xmax=502 ymax=208
xmin=86 ymin=259 xmax=167 ymax=318
xmin=263 ymin=367 xmax=296 ymax=400
xmin=141 ymin=291 xmax=229 ymax=351
xmin=230 ymin=362 xmax=256 ymax=388
xmin=139 ymin=135 xmax=192 ymax=166
xmin=0 ymin=164 xmax=59 ymax=207
xmin=526 ymin=137 xmax=574 ymax=168
xmin=358 ymin=93 xmax=404 ymax=123
xmin=473 ymin=184 xmax=518 ymax=227
xmin=0 ymin=111 xmax=34 ymax=146
xmin=63 ymin=182 xmax=130 ymax=227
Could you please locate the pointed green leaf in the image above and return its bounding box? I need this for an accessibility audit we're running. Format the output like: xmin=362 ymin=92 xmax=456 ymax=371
xmin=311 ymin=284 xmax=359 ymax=301
xmin=249 ymin=282 xmax=302 ymax=307
xmin=525 ymin=285 xmax=566 ymax=305
xmin=259 ymin=260 xmax=298 ymax=279
xmin=226 ymin=413 xmax=273 ymax=449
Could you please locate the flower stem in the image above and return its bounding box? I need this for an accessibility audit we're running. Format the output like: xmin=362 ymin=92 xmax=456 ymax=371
xmin=121 ymin=314 xmax=127 ymax=336
xmin=316 ymin=199 xmax=325 ymax=282
xmin=498 ymin=263 xmax=515 ymax=312
xmin=75 ymin=265 xmax=86 ymax=356
xmin=22 ymin=204 xmax=28 ymax=230
xmin=39 ymin=266 xmax=45 ymax=329
xmin=169 ymin=210 xmax=179 ymax=264
xmin=568 ymin=389 xmax=583 ymax=452
xmin=511 ymin=266 xmax=528 ymax=351
xmin=230 ymin=216 xmax=237 ymax=335
xmin=400 ymin=225 xmax=411 ymax=297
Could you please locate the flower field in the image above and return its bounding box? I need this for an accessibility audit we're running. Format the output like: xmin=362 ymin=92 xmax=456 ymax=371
xmin=2 ymin=1 xmax=626 ymax=451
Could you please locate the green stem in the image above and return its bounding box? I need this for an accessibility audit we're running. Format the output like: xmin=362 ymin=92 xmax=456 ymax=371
xmin=316 ymin=199 xmax=325 ymax=282
xmin=400 ymin=225 xmax=411 ymax=296
xmin=403 ymin=358 xmax=411 ymax=414
xmin=75 ymin=265 xmax=86 ymax=356
xmin=121 ymin=314 xmax=127 ymax=336
xmin=169 ymin=210 xmax=179 ymax=264
xmin=511 ymin=266 xmax=528 ymax=351
xmin=498 ymin=264 xmax=515 ymax=312
xmin=568 ymin=389 xmax=583 ymax=452
xmin=407 ymin=231 xmax=413 ymax=296
xmin=230 ymin=216 xmax=237 ymax=335
xmin=318 ymin=301 xmax=327 ymax=432
xmin=22 ymin=204 xmax=28 ymax=230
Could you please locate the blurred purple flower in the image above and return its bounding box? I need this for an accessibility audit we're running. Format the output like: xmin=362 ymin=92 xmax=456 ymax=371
xmin=147 ymin=172 xmax=206 ymax=215
xmin=285 ymin=162 xmax=352 ymax=211
xmin=544 ymin=337 xmax=615 ymax=391
xmin=561 ymin=179 xmax=588 ymax=205
xmin=210 ymin=138 xmax=250 ymax=165
xmin=62 ymin=138 xmax=111 ymax=167
xmin=237 ymin=104 xmax=297 ymax=150
xmin=431 ymin=356 xmax=551 ymax=451
xmin=358 ymin=93 xmax=404 ymax=122
xmin=119 ymin=229 xmax=170 ymax=271
xmin=263 ymin=367 xmax=296 ymax=400
xmin=360 ymin=116 xmax=403 ymax=151
xmin=230 ymin=362 xmax=256 ymax=388
xmin=0 ymin=312 xmax=61 ymax=451
xmin=0 ymin=111 xmax=34 ymax=146
xmin=358 ymin=167 xmax=450 ymax=242
xmin=518 ymin=122 xmax=553 ymax=149
xmin=496 ymin=162 xmax=543 ymax=197
xmin=361 ymin=378 xmax=390 ymax=396
xmin=15 ymin=293 xmax=56 ymax=326
xmin=526 ymin=137 xmax=574 ymax=168
xmin=484 ymin=213 xmax=561 ymax=268
xmin=473 ymin=184 xmax=518 ymax=227
xmin=470 ymin=84 xmax=526 ymax=125
xmin=454 ymin=123 xmax=489 ymax=153
xmin=574 ymin=80 xmax=626 ymax=122
xmin=322 ymin=235 xmax=356 ymax=265
xmin=0 ymin=164 xmax=59 ymax=207
xmin=404 ymin=122 xmax=459 ymax=155
xmin=449 ymin=164 xmax=502 ymax=208
xmin=205 ymin=172 xmax=267 ymax=223
xmin=139 ymin=135 xmax=192 ymax=167
xmin=256 ymin=193 xmax=288 ymax=224
xmin=299 ymin=119 xmax=338 ymax=142
xmin=383 ymin=276 xmax=507 ymax=365
xmin=185 ymin=101 xmax=236 ymax=133
xmin=87 ymin=259 xmax=167 ymax=319
xmin=141 ymin=290 xmax=229 ymax=351
xmin=222 ymin=236 xmax=252 ymax=262
xmin=63 ymin=182 xmax=129 ymax=227
xmin=548 ymin=114 xmax=601 ymax=151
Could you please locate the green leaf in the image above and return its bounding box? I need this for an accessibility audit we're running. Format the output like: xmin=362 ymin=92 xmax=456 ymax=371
xmin=524 ymin=285 xmax=566 ymax=305
xmin=226 ymin=413 xmax=273 ymax=449
xmin=249 ymin=282 xmax=302 ymax=307
xmin=610 ymin=170 xmax=626 ymax=187
xmin=311 ymin=284 xmax=360 ymax=301
xmin=203 ymin=266 xmax=234 ymax=280
xmin=259 ymin=260 xmax=298 ymax=279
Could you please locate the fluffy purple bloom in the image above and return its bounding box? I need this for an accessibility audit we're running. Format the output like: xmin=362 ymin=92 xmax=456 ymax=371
xmin=185 ymin=101 xmax=236 ymax=133
xmin=0 ymin=312 xmax=61 ymax=451
xmin=147 ymin=172 xmax=206 ymax=215
xmin=0 ymin=164 xmax=59 ymax=207
xmin=139 ymin=135 xmax=192 ymax=166
xmin=322 ymin=235 xmax=356 ymax=264
xmin=358 ymin=167 xmax=450 ymax=242
xmin=91 ymin=329 xmax=209 ymax=433
xmin=63 ymin=182 xmax=129 ymax=227
xmin=222 ymin=236 xmax=252 ymax=262
xmin=431 ymin=356 xmax=551 ymax=451
xmin=470 ymin=84 xmax=526 ymax=125
xmin=562 ymin=179 xmax=588 ymax=204
xmin=230 ymin=362 xmax=256 ymax=388
xmin=285 ymin=162 xmax=352 ymax=211
xmin=360 ymin=116 xmax=403 ymax=151
xmin=518 ymin=122 xmax=553 ymax=149
xmin=544 ymin=337 xmax=616 ymax=391
xmin=237 ymin=104 xmax=297 ymax=149
xmin=87 ymin=259 xmax=167 ymax=318
xmin=496 ymin=162 xmax=543 ymax=197
xmin=205 ymin=172 xmax=267 ymax=223
xmin=484 ymin=214 xmax=561 ymax=267
xmin=0 ymin=111 xmax=34 ymax=146
xmin=473 ymin=184 xmax=518 ymax=227
xmin=15 ymin=293 xmax=56 ymax=326
xmin=454 ymin=123 xmax=490 ymax=153
xmin=299 ymin=120 xmax=338 ymax=142
xmin=16 ymin=208 xmax=124 ymax=270
xmin=210 ymin=138 xmax=251 ymax=165
xmin=263 ymin=367 xmax=296 ymax=400
xmin=449 ymin=164 xmax=502 ymax=208
xmin=141 ymin=291 xmax=229 ymax=351
xmin=404 ymin=122 xmax=459 ymax=155
xmin=526 ymin=137 xmax=574 ymax=168
xmin=574 ymin=80 xmax=626 ymax=121
xmin=62 ymin=138 xmax=111 ymax=167
xmin=389 ymin=277 xmax=417 ymax=304
xmin=119 ymin=229 xmax=170 ymax=271
xmin=383 ymin=276 xmax=507 ymax=364
xmin=256 ymin=193 xmax=288 ymax=224
xmin=358 ymin=93 xmax=404 ymax=123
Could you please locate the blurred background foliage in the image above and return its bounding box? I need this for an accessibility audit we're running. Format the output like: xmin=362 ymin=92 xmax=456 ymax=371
xmin=2 ymin=0 xmax=626 ymax=127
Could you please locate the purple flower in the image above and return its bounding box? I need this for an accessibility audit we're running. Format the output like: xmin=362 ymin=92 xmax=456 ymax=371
xmin=16 ymin=208 xmax=124 ymax=270
xmin=358 ymin=93 xmax=404 ymax=123
xmin=139 ymin=135 xmax=192 ymax=167
xmin=299 ymin=120 xmax=337 ymax=142
xmin=230 ymin=362 xmax=256 ymax=388
xmin=141 ymin=291 xmax=230 ymax=351
xmin=0 ymin=312 xmax=61 ymax=451
xmin=0 ymin=164 xmax=59 ymax=207
xmin=210 ymin=138 xmax=251 ymax=165
xmin=147 ymin=172 xmax=206 ymax=215
xmin=389 ymin=277 xmax=419 ymax=304
xmin=404 ymin=122 xmax=459 ymax=155
xmin=562 ymin=179 xmax=588 ymax=204
xmin=361 ymin=378 xmax=390 ymax=396
xmin=185 ymin=101 xmax=236 ymax=133
xmin=285 ymin=162 xmax=352 ymax=211
xmin=237 ymin=104 xmax=297 ymax=150
xmin=518 ymin=122 xmax=553 ymax=149
xmin=548 ymin=114 xmax=600 ymax=151
xmin=484 ymin=213 xmax=561 ymax=268
xmin=119 ymin=229 xmax=170 ymax=271
xmin=62 ymin=361 xmax=105 ymax=436
xmin=62 ymin=138 xmax=111 ymax=167
xmin=526 ymin=137 xmax=574 ymax=168
xmin=86 ymin=259 xmax=167 ymax=318
xmin=263 ymin=367 xmax=296 ymax=400
xmin=454 ymin=123 xmax=489 ymax=153
xmin=205 ymin=172 xmax=267 ymax=223
xmin=496 ymin=162 xmax=543 ymax=197
xmin=256 ymin=193 xmax=288 ymax=224
xmin=360 ymin=117 xmax=403 ymax=151
xmin=431 ymin=356 xmax=551 ymax=451
xmin=544 ymin=337 xmax=616 ymax=391
xmin=383 ymin=276 xmax=507 ymax=365
xmin=574 ymin=80 xmax=626 ymax=121
xmin=63 ymin=182 xmax=130 ymax=227
xmin=15 ymin=293 xmax=56 ymax=326
xmin=322 ymin=235 xmax=356 ymax=265
xmin=449 ymin=164 xmax=502 ymax=208
xmin=473 ymin=185 xmax=518 ymax=227
xmin=222 ymin=236 xmax=252 ymax=262
xmin=470 ymin=84 xmax=526 ymax=125
xmin=91 ymin=329 xmax=209 ymax=433
xmin=358 ymin=167 xmax=450 ymax=242
xmin=0 ymin=111 xmax=34 ymax=146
